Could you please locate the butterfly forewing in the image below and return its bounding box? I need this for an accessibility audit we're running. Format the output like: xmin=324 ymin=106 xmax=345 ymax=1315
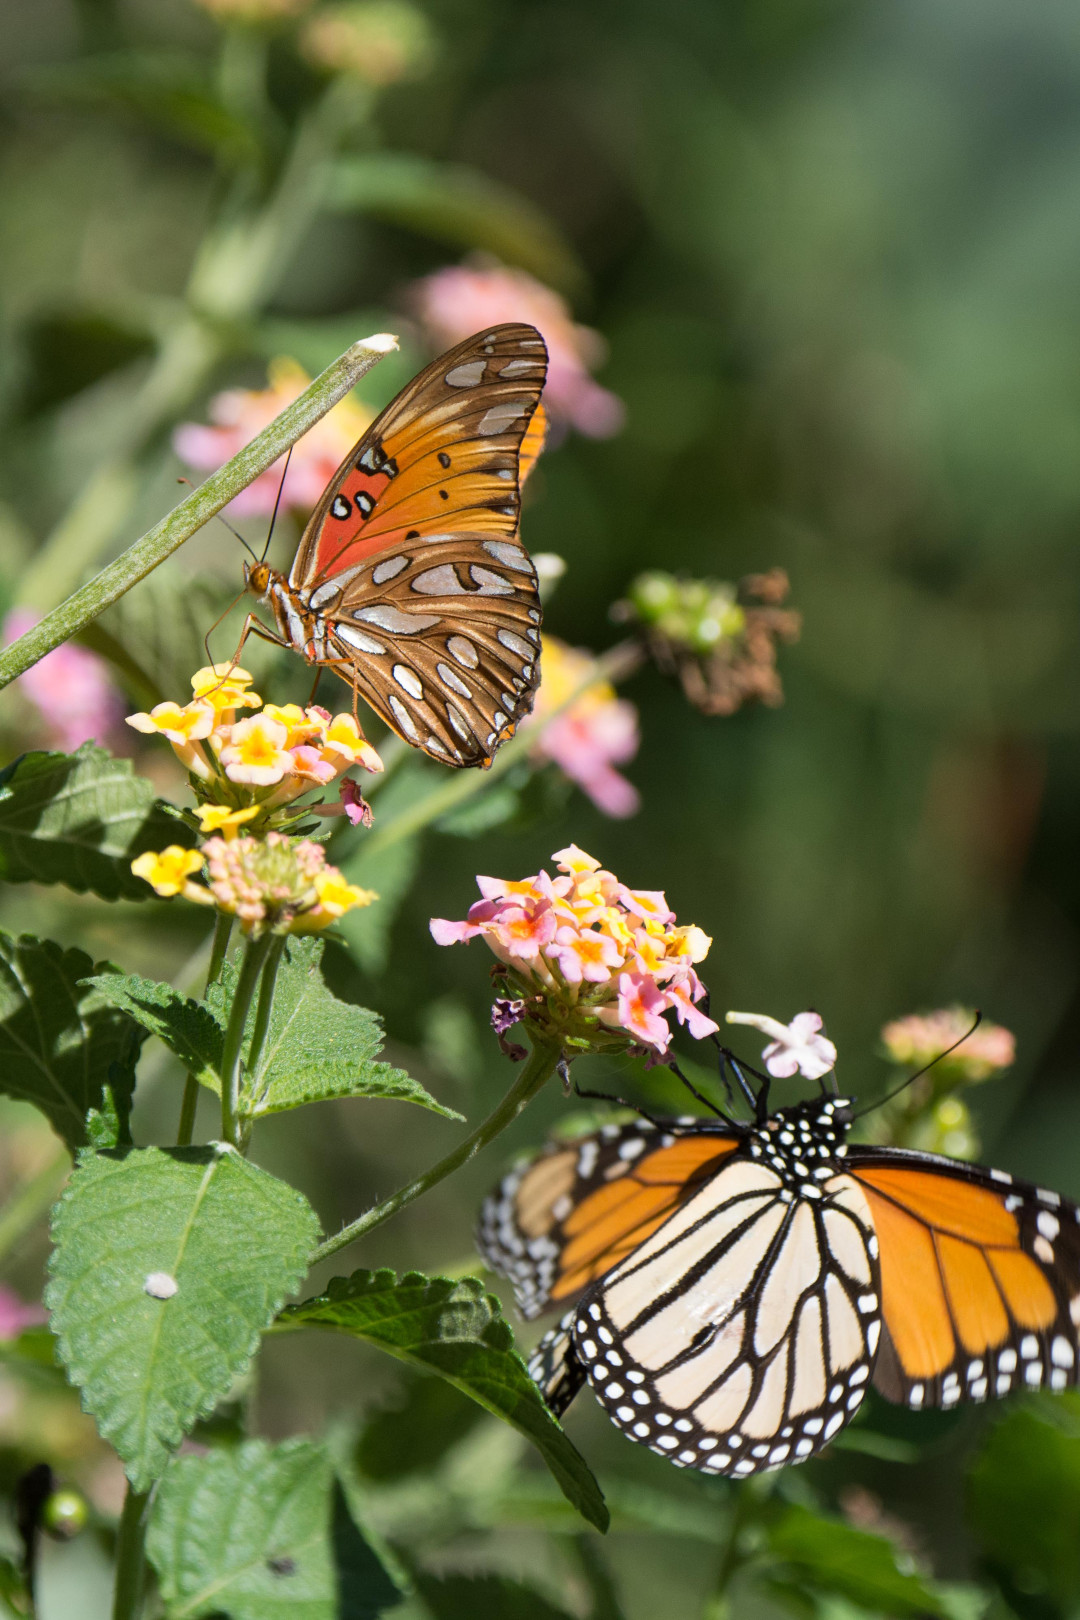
xmin=478 ymin=1119 xmax=739 ymax=1319
xmin=282 ymin=324 xmax=548 ymax=766
xmin=847 ymin=1147 xmax=1080 ymax=1408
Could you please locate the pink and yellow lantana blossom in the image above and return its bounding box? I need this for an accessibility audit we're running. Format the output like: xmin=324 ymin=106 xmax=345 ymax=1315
xmin=431 ymin=845 xmax=717 ymax=1059
xmin=126 ymin=665 xmax=382 ymax=832
xmin=131 ymin=833 xmax=375 ymax=936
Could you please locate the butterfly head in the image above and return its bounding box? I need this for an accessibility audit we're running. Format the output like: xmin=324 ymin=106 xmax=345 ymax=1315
xmin=244 ymin=560 xmax=273 ymax=599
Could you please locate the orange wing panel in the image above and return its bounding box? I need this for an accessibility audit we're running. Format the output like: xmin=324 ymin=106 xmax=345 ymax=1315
xmin=861 ymin=1185 xmax=956 ymax=1378
xmin=989 ymin=1249 xmax=1057 ymax=1330
xmin=936 ymin=1234 xmax=1010 ymax=1353
xmin=855 ymin=1166 xmax=1019 ymax=1246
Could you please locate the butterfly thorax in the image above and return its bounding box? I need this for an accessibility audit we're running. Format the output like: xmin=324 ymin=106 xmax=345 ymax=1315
xmin=245 ymin=561 xmax=329 ymax=663
xmin=742 ymin=1096 xmax=854 ymax=1200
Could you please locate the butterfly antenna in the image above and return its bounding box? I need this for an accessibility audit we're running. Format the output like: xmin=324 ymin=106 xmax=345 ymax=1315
xmin=202 ymin=587 xmax=251 ymax=670
xmin=571 ymin=1084 xmax=673 ymax=1134
xmin=850 ymin=1012 xmax=983 ymax=1122
xmin=259 ymin=448 xmax=294 ymax=563
xmin=177 ymin=477 xmax=261 ymax=562
xmin=665 ymin=1059 xmax=740 ymax=1127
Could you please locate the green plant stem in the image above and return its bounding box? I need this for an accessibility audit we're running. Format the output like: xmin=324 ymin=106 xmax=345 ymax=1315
xmin=309 ymin=1036 xmax=562 ymax=1266
xmin=0 ymin=1152 xmax=69 ymax=1271
xmin=0 ymin=332 xmax=397 ymax=689
xmin=219 ymin=931 xmax=273 ymax=1150
xmin=239 ymin=932 xmax=287 ymax=1120
xmin=176 ymin=912 xmax=234 ymax=1147
xmin=111 ymin=1484 xmax=153 ymax=1620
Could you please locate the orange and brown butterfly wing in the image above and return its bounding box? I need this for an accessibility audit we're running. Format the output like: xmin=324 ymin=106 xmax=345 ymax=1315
xmin=478 ymin=1119 xmax=741 ymax=1321
xmin=287 ymin=324 xmax=547 ymax=765
xmin=847 ymin=1147 xmax=1080 ymax=1408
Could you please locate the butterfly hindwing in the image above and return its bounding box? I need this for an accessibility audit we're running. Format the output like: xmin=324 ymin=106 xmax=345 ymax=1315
xmin=573 ymin=1160 xmax=881 ymax=1476
xmin=847 ymin=1147 xmax=1080 ymax=1408
xmin=478 ymin=1119 xmax=739 ymax=1320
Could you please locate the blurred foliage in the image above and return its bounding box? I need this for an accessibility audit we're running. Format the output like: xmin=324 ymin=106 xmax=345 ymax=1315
xmin=3 ymin=0 xmax=1080 ymax=1616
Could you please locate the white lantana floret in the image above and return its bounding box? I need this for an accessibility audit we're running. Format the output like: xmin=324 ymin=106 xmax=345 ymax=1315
xmin=726 ymin=1009 xmax=837 ymax=1081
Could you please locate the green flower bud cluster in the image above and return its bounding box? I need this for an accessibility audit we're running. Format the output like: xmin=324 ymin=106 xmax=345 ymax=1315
xmin=625 ymin=572 xmax=746 ymax=656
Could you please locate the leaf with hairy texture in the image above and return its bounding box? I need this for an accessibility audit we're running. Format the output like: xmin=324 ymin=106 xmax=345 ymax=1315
xmin=0 ymin=744 xmax=194 ymax=900
xmin=84 ymin=971 xmax=223 ymax=1091
xmin=0 ymin=932 xmax=143 ymax=1149
xmin=279 ymin=1269 xmax=608 ymax=1533
xmin=148 ymin=1439 xmax=401 ymax=1619
xmin=211 ymin=937 xmax=460 ymax=1121
xmin=47 ymin=1147 xmax=319 ymax=1490
xmin=89 ymin=940 xmax=458 ymax=1120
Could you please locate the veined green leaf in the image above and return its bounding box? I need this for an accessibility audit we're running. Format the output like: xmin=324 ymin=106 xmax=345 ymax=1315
xmin=0 ymin=932 xmax=143 ymax=1149
xmin=148 ymin=1439 xmax=401 ymax=1620
xmin=0 ymin=743 xmax=195 ymax=900
xmin=88 ymin=939 xmax=459 ymax=1120
xmin=47 ymin=1146 xmax=319 ymax=1489
xmin=279 ymin=1269 xmax=608 ymax=1533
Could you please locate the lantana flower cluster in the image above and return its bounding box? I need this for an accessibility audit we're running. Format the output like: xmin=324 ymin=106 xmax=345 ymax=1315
xmin=865 ymin=1005 xmax=1016 ymax=1160
xmin=131 ymin=833 xmax=375 ymax=937
xmin=431 ymin=845 xmax=717 ymax=1059
xmin=127 ymin=664 xmax=382 ymax=833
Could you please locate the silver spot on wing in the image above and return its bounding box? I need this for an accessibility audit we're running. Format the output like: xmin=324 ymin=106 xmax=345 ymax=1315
xmin=497 ymin=628 xmax=533 ymax=658
xmin=447 ymin=635 xmax=479 ymax=668
xmin=469 ymin=566 xmax=514 ymax=596
xmin=483 ymin=540 xmax=533 ymax=573
xmin=336 ymin=625 xmax=386 ymax=655
xmin=355 ymin=605 xmax=440 ymax=634
xmin=412 ymin=564 xmax=467 ymax=595
xmin=388 ymin=696 xmax=418 ymax=739
xmin=392 ymin=664 xmax=424 ymax=699
xmin=478 ymin=400 xmax=528 ymax=436
xmin=372 ymin=555 xmax=408 ymax=584
xmin=447 ymin=703 xmax=473 ymax=742
xmin=437 ymin=662 xmax=473 ymax=699
xmin=445 ymin=361 xmax=486 ymax=387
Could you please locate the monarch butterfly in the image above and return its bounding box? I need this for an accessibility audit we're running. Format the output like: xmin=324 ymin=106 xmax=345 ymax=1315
xmin=240 ymin=324 xmax=549 ymax=768
xmin=478 ymin=1050 xmax=1080 ymax=1477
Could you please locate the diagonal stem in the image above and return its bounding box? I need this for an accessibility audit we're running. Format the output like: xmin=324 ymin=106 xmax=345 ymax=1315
xmin=219 ymin=931 xmax=273 ymax=1150
xmin=308 ymin=1035 xmax=562 ymax=1267
xmin=0 ymin=334 xmax=397 ymax=690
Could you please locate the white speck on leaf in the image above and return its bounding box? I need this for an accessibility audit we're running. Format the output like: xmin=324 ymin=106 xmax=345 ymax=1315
xmin=144 ymin=1272 xmax=178 ymax=1300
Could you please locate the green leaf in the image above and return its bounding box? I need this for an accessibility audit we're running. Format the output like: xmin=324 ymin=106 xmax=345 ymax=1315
xmin=326 ymin=154 xmax=585 ymax=296
xmin=148 ymin=1438 xmax=401 ymax=1619
xmin=89 ymin=940 xmax=459 ymax=1120
xmin=83 ymin=971 xmax=223 ymax=1091
xmin=413 ymin=1572 xmax=574 ymax=1620
xmin=279 ymin=1269 xmax=608 ymax=1533
xmin=766 ymin=1504 xmax=949 ymax=1617
xmin=0 ymin=933 xmax=143 ymax=1149
xmin=0 ymin=744 xmax=196 ymax=901
xmin=967 ymin=1404 xmax=1080 ymax=1611
xmin=46 ymin=1146 xmax=319 ymax=1490
xmin=355 ymin=1373 xmax=485 ymax=1481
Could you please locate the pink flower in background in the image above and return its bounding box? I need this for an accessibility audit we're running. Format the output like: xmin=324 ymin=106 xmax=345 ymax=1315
xmin=412 ymin=263 xmax=625 ymax=439
xmin=173 ymin=357 xmax=374 ymax=519
xmin=4 ymin=611 xmax=123 ymax=752
xmin=527 ymin=637 xmax=640 ymax=818
xmin=0 ymin=1285 xmax=45 ymax=1341
xmin=881 ymin=1007 xmax=1015 ymax=1082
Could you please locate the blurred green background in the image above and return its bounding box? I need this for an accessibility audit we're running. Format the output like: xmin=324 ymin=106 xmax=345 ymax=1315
xmin=6 ymin=1 xmax=1080 ymax=1616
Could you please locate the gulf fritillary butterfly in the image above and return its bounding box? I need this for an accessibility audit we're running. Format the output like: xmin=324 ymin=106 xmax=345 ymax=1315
xmin=240 ymin=323 xmax=549 ymax=768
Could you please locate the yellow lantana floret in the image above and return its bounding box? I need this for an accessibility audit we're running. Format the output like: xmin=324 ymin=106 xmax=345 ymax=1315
xmin=322 ymin=713 xmax=385 ymax=772
xmin=194 ymin=804 xmax=261 ymax=838
xmin=218 ymin=714 xmax=293 ymax=786
xmin=131 ymin=846 xmax=207 ymax=898
xmin=126 ymin=700 xmax=214 ymax=745
xmin=190 ymin=664 xmax=262 ymax=717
